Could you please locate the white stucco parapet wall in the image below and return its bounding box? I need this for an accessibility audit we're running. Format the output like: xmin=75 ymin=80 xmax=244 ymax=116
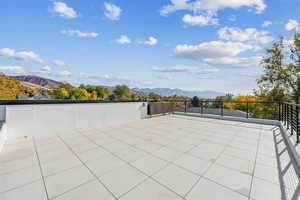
xmin=3 ymin=102 xmax=148 ymax=139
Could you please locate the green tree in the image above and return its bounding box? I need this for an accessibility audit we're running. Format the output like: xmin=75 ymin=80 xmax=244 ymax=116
xmin=290 ymin=33 xmax=300 ymax=102
xmin=94 ymin=86 xmax=111 ymax=99
xmin=108 ymin=94 xmax=117 ymax=101
xmin=89 ymin=91 xmax=98 ymax=100
xmin=113 ymin=85 xmax=130 ymax=100
xmin=213 ymin=94 xmax=233 ymax=107
xmin=103 ymin=88 xmax=111 ymax=99
xmin=52 ymin=88 xmax=69 ymax=99
xmin=258 ymin=34 xmax=300 ymax=103
xmin=69 ymin=88 xmax=89 ymax=100
xmin=148 ymin=92 xmax=161 ymax=101
xmin=131 ymin=93 xmax=144 ymax=101
xmin=191 ymin=96 xmax=200 ymax=107
xmin=254 ymin=86 xmax=289 ymax=102
xmin=79 ymin=84 xmax=111 ymax=100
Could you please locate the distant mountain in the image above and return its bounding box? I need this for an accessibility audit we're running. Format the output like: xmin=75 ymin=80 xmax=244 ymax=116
xmin=132 ymin=88 xmax=225 ymax=98
xmin=11 ymin=75 xmax=67 ymax=89
xmin=9 ymin=74 xmax=224 ymax=98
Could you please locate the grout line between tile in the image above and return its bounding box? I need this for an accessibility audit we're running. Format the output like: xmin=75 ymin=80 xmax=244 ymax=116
xmin=183 ymin=127 xmax=249 ymax=199
xmin=33 ymin=138 xmax=50 ymax=200
xmin=56 ymin=135 xmax=119 ymax=200
xmin=80 ymin=129 xmax=186 ymax=199
xmin=247 ymin=125 xmax=262 ymax=200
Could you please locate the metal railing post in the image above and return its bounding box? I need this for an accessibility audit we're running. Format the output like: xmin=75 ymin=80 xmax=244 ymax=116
xmin=297 ymin=107 xmax=299 ymax=143
xmin=184 ymin=100 xmax=187 ymax=113
xmin=284 ymin=104 xmax=286 ymax=125
xmin=201 ymin=101 xmax=203 ymax=115
xmin=282 ymin=103 xmax=284 ymax=122
xmin=290 ymin=105 xmax=293 ymax=133
xmin=287 ymin=104 xmax=289 ymax=129
xmin=278 ymin=103 xmax=281 ymax=121
xmin=290 ymin=105 xmax=294 ymax=135
xmin=172 ymin=100 xmax=175 ymax=114
xmin=246 ymin=102 xmax=249 ymax=119
xmin=285 ymin=104 xmax=288 ymax=126
xmin=221 ymin=101 xmax=224 ymax=117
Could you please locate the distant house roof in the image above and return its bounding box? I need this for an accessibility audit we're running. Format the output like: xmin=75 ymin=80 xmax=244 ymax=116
xmin=18 ymin=93 xmax=50 ymax=100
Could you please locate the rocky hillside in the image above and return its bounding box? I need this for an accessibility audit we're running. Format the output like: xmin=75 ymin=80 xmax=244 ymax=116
xmin=11 ymin=75 xmax=65 ymax=89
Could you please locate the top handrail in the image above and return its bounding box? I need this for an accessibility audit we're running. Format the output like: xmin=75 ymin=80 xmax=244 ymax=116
xmin=282 ymin=102 xmax=300 ymax=108
xmin=168 ymin=100 xmax=281 ymax=104
xmin=0 ymin=99 xmax=147 ymax=105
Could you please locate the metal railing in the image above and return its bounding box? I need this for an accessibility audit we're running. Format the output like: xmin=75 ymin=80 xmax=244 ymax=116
xmin=280 ymin=102 xmax=300 ymax=143
xmin=169 ymin=100 xmax=300 ymax=143
xmin=172 ymin=100 xmax=280 ymax=119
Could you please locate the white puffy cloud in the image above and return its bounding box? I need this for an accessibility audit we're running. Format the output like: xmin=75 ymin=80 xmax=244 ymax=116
xmin=104 ymin=3 xmax=121 ymax=20
xmin=174 ymin=40 xmax=262 ymax=68
xmin=34 ymin=66 xmax=52 ymax=74
xmin=79 ymin=73 xmax=144 ymax=86
xmin=152 ymin=66 xmax=199 ymax=72
xmin=182 ymin=14 xmax=218 ymax=26
xmin=61 ymin=30 xmax=99 ymax=38
xmin=0 ymin=66 xmax=25 ymax=74
xmin=174 ymin=41 xmax=254 ymax=60
xmin=218 ymin=27 xmax=274 ymax=44
xmin=145 ymin=37 xmax=158 ymax=45
xmin=53 ymin=59 xmax=66 ymax=67
xmin=196 ymin=68 xmax=219 ymax=74
xmin=52 ymin=2 xmax=77 ymax=19
xmin=203 ymin=56 xmax=262 ymax=67
xmin=157 ymin=74 xmax=173 ymax=80
xmin=115 ymin=35 xmax=131 ymax=44
xmin=54 ymin=70 xmax=72 ymax=77
xmin=152 ymin=65 xmax=219 ymax=74
xmin=41 ymin=66 xmax=52 ymax=72
xmin=161 ymin=0 xmax=266 ymax=15
xmin=0 ymin=48 xmax=43 ymax=63
xmin=285 ymin=19 xmax=300 ymax=31
xmin=79 ymin=72 xmax=89 ymax=78
xmin=91 ymin=74 xmax=131 ymax=82
xmin=262 ymin=21 xmax=272 ymax=27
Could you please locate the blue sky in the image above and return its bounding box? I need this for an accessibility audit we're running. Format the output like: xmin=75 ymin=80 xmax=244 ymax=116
xmin=0 ymin=0 xmax=299 ymax=94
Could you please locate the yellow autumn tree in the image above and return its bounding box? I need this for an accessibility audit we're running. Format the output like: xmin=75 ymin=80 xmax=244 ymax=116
xmin=225 ymin=96 xmax=257 ymax=109
xmin=0 ymin=74 xmax=35 ymax=100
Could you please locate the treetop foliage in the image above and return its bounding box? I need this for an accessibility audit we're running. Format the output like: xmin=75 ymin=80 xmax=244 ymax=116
xmin=258 ymin=33 xmax=300 ymax=103
xmin=0 ymin=74 xmax=35 ymax=100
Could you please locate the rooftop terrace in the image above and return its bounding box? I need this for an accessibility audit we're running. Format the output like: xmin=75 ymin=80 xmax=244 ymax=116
xmin=1 ymin=115 xmax=299 ymax=200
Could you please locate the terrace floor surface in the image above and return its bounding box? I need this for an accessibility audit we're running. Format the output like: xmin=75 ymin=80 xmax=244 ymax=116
xmin=0 ymin=115 xmax=300 ymax=200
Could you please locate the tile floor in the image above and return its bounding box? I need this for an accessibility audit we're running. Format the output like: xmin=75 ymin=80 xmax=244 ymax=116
xmin=0 ymin=115 xmax=300 ymax=200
